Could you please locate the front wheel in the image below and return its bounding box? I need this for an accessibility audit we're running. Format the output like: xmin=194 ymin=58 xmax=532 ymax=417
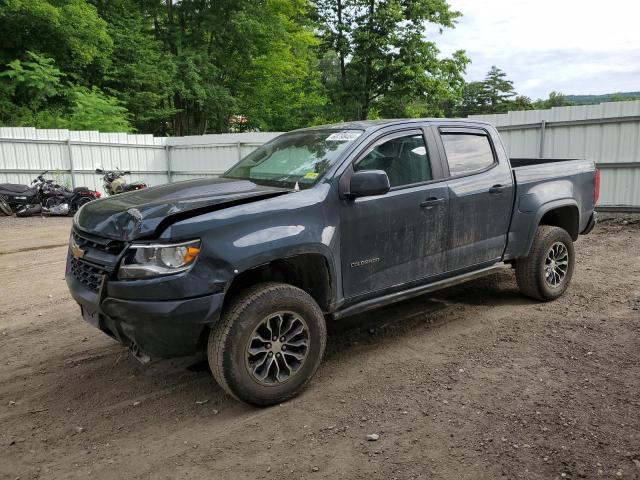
xmin=208 ymin=282 xmax=327 ymax=406
xmin=515 ymin=226 xmax=575 ymax=301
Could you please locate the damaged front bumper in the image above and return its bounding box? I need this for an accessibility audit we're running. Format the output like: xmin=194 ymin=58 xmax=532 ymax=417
xmin=66 ymin=264 xmax=224 ymax=360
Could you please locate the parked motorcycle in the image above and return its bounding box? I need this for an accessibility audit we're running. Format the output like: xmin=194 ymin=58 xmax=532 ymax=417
xmin=0 ymin=171 xmax=100 ymax=217
xmin=41 ymin=180 xmax=101 ymax=216
xmin=95 ymin=166 xmax=147 ymax=196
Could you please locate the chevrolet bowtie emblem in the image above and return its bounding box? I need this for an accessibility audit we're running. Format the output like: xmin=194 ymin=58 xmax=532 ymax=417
xmin=71 ymin=240 xmax=85 ymax=260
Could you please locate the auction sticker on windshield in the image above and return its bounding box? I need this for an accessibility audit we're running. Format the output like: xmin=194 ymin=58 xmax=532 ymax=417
xmin=326 ymin=131 xmax=362 ymax=142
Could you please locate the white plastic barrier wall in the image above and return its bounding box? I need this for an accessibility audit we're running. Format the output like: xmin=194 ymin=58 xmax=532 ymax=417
xmin=0 ymin=128 xmax=280 ymax=196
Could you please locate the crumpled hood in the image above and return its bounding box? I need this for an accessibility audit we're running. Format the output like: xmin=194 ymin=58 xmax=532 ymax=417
xmin=75 ymin=178 xmax=290 ymax=241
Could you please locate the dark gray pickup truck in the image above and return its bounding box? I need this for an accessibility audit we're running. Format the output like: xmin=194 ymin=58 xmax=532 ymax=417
xmin=66 ymin=119 xmax=598 ymax=405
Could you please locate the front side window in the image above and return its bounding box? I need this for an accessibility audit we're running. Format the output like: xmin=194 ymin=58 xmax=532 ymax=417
xmin=441 ymin=133 xmax=495 ymax=176
xmin=223 ymin=129 xmax=363 ymax=189
xmin=355 ymin=133 xmax=432 ymax=187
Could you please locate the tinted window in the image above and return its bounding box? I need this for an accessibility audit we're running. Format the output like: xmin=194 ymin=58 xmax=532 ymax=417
xmin=355 ymin=134 xmax=431 ymax=187
xmin=442 ymin=133 xmax=495 ymax=176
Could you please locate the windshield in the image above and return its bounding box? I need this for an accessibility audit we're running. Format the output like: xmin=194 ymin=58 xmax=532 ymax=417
xmin=223 ymin=129 xmax=363 ymax=189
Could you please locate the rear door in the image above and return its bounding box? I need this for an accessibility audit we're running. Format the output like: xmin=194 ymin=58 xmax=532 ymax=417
xmin=340 ymin=128 xmax=450 ymax=298
xmin=434 ymin=126 xmax=514 ymax=272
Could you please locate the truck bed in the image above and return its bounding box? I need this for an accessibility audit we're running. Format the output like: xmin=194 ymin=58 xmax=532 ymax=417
xmin=509 ymin=158 xmax=595 ymax=183
xmin=504 ymin=157 xmax=597 ymax=261
xmin=509 ymin=157 xmax=582 ymax=168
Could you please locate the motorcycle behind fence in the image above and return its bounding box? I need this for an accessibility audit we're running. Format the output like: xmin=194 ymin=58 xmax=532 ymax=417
xmin=95 ymin=165 xmax=147 ymax=196
xmin=0 ymin=171 xmax=101 ymax=217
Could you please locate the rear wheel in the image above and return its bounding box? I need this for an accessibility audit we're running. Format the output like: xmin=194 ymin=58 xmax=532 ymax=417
xmin=208 ymin=282 xmax=327 ymax=406
xmin=515 ymin=226 xmax=575 ymax=301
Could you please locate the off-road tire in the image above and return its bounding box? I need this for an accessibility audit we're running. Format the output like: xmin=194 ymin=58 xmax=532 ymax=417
xmin=515 ymin=225 xmax=575 ymax=301
xmin=208 ymin=282 xmax=327 ymax=406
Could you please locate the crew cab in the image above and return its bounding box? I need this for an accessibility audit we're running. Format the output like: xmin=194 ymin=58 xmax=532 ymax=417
xmin=66 ymin=119 xmax=598 ymax=405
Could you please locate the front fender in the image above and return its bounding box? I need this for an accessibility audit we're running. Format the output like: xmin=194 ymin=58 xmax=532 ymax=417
xmin=160 ymin=185 xmax=341 ymax=302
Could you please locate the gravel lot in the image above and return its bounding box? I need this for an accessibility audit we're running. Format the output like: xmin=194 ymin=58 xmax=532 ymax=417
xmin=1 ymin=215 xmax=639 ymax=480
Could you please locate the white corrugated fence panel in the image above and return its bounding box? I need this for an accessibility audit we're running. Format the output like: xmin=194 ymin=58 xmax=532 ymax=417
xmin=599 ymin=167 xmax=639 ymax=206
xmin=470 ymin=100 xmax=640 ymax=208
xmin=68 ymin=130 xmax=167 ymax=174
xmin=0 ymin=130 xmax=69 ymax=173
xmin=0 ymin=128 xmax=281 ymax=196
xmin=167 ymin=132 xmax=280 ymax=176
xmin=170 ymin=144 xmax=238 ymax=175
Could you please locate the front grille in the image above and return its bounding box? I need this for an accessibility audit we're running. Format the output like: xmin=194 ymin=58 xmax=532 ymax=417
xmin=72 ymin=230 xmax=124 ymax=256
xmin=71 ymin=258 xmax=107 ymax=293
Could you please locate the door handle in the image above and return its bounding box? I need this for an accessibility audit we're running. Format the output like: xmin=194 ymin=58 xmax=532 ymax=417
xmin=489 ymin=184 xmax=507 ymax=195
xmin=420 ymin=197 xmax=445 ymax=208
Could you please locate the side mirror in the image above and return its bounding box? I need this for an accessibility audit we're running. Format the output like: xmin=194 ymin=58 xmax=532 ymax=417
xmin=95 ymin=168 xmax=103 ymax=174
xmin=347 ymin=170 xmax=391 ymax=198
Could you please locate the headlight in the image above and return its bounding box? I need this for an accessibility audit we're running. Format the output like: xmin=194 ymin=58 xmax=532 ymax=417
xmin=118 ymin=239 xmax=201 ymax=279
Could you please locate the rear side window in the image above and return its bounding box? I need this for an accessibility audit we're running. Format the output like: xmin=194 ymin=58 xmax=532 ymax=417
xmin=441 ymin=133 xmax=495 ymax=176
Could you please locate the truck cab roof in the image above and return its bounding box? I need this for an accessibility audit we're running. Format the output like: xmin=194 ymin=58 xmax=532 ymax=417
xmin=296 ymin=118 xmax=493 ymax=133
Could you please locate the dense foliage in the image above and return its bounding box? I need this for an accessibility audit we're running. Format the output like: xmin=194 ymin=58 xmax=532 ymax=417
xmin=315 ymin=0 xmax=468 ymax=120
xmin=0 ymin=0 xmax=470 ymax=133
xmin=0 ymin=1 xmax=631 ymax=134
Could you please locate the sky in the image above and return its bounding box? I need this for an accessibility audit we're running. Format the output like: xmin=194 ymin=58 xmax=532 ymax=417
xmin=426 ymin=0 xmax=640 ymax=99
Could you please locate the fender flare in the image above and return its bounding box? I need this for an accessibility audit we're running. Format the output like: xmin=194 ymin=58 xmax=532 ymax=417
xmin=522 ymin=199 xmax=579 ymax=257
xmin=223 ymin=242 xmax=339 ymax=309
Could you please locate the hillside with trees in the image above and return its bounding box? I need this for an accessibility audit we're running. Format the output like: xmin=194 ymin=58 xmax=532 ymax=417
xmin=566 ymin=92 xmax=640 ymax=105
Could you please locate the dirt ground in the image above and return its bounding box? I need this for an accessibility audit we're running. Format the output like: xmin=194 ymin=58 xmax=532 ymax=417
xmin=1 ymin=214 xmax=639 ymax=480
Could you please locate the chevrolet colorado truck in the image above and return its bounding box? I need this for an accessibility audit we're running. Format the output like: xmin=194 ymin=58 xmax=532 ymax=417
xmin=66 ymin=119 xmax=598 ymax=406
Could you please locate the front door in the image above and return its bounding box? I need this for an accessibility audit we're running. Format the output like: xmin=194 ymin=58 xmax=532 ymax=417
xmin=340 ymin=129 xmax=449 ymax=299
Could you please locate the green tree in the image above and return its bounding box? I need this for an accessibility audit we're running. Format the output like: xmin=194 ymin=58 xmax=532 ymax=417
xmin=94 ymin=0 xmax=176 ymax=134
xmin=136 ymin=0 xmax=328 ymax=135
xmin=483 ymin=65 xmax=515 ymax=111
xmin=0 ymin=51 xmax=132 ymax=132
xmin=455 ymin=81 xmax=490 ymax=116
xmin=316 ymin=0 xmax=469 ymax=120
xmin=64 ymin=87 xmax=133 ymax=132
xmin=510 ymin=94 xmax=534 ymax=111
xmin=0 ymin=51 xmax=68 ymax=126
xmin=0 ymin=51 xmax=64 ymax=111
xmin=234 ymin=0 xmax=328 ymax=131
xmin=454 ymin=67 xmax=529 ymax=117
xmin=0 ymin=0 xmax=112 ymax=83
xmin=534 ymin=91 xmax=573 ymax=109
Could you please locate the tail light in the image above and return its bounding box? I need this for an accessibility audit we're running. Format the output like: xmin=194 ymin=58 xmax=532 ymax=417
xmin=94 ymin=191 xmax=102 ymax=198
xmin=594 ymin=169 xmax=600 ymax=205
